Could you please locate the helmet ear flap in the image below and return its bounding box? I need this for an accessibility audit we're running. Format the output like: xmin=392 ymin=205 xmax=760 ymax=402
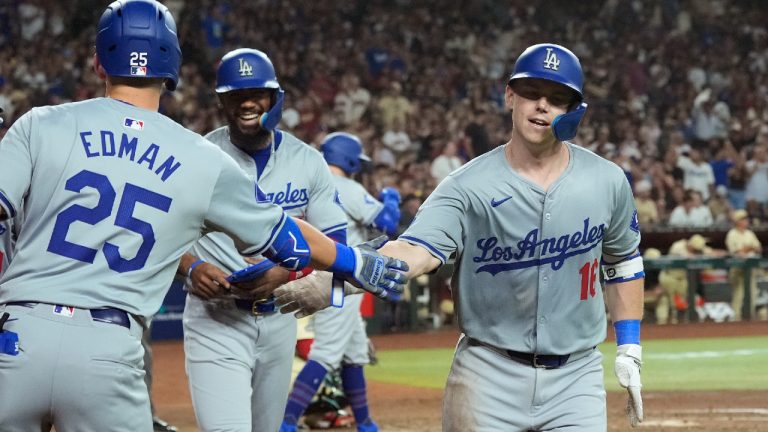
xmin=551 ymin=103 xmax=588 ymax=141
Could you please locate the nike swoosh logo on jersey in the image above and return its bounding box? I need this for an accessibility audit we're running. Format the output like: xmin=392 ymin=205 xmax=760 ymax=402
xmin=490 ymin=196 xmax=513 ymax=207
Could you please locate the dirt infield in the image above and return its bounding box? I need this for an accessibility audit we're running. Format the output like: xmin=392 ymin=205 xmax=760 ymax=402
xmin=153 ymin=321 xmax=768 ymax=431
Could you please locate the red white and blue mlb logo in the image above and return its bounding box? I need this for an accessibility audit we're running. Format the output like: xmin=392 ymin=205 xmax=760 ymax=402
xmin=124 ymin=117 xmax=144 ymax=131
xmin=130 ymin=66 xmax=147 ymax=76
xmin=53 ymin=305 xmax=75 ymax=317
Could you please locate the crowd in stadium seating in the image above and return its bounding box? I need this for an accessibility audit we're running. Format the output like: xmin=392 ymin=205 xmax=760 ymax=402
xmin=2 ymin=0 xmax=768 ymax=230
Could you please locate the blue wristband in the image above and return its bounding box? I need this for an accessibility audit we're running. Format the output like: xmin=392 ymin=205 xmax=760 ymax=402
xmin=328 ymin=243 xmax=355 ymax=275
xmin=187 ymin=259 xmax=205 ymax=279
xmin=614 ymin=319 xmax=641 ymax=346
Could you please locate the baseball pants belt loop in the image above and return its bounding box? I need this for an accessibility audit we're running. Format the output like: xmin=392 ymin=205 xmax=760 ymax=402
xmin=233 ymin=297 xmax=278 ymax=316
xmin=4 ymin=302 xmax=131 ymax=329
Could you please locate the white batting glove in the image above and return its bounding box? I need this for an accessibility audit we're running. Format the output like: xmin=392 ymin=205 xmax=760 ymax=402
xmin=614 ymin=344 xmax=643 ymax=427
xmin=273 ymin=271 xmax=364 ymax=318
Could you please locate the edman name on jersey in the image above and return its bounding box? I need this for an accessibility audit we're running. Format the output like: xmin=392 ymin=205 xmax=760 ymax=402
xmin=473 ymin=218 xmax=605 ymax=275
xmin=79 ymin=130 xmax=182 ymax=182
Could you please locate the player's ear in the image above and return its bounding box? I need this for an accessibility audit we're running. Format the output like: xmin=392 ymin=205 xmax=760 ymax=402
xmin=92 ymin=53 xmax=107 ymax=81
xmin=504 ymin=83 xmax=515 ymax=112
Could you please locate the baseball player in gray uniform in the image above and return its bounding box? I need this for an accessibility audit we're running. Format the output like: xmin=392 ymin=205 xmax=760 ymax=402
xmin=0 ymin=2 xmax=407 ymax=431
xmin=0 ymin=220 xmax=13 ymax=278
xmin=180 ymin=48 xmax=348 ymax=432
xmin=280 ymin=133 xmax=401 ymax=432
xmin=378 ymin=43 xmax=645 ymax=431
xmin=0 ymin=110 xmax=10 ymax=278
xmin=0 ymin=221 xmax=14 ymax=282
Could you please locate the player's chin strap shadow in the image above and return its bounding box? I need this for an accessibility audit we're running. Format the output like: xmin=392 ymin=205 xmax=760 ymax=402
xmin=552 ymin=102 xmax=587 ymax=141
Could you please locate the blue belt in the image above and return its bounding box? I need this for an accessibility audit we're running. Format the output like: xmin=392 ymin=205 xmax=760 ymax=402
xmin=5 ymin=302 xmax=131 ymax=329
xmin=233 ymin=298 xmax=277 ymax=316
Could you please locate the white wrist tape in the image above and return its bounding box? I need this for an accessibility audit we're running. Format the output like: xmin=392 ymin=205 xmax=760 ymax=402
xmin=602 ymin=253 xmax=644 ymax=284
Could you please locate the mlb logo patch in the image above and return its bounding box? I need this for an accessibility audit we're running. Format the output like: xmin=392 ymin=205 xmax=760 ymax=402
xmin=130 ymin=66 xmax=147 ymax=76
xmin=53 ymin=305 xmax=75 ymax=318
xmin=124 ymin=117 xmax=144 ymax=131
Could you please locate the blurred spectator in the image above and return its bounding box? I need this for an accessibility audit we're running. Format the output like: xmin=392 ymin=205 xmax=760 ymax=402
xmin=677 ymin=148 xmax=715 ymax=201
xmin=708 ymin=185 xmax=733 ymax=225
xmin=634 ymin=179 xmax=659 ymax=226
xmin=430 ymin=141 xmax=464 ymax=183
xmin=728 ymin=155 xmax=750 ymax=211
xmin=690 ymin=88 xmax=728 ymax=146
xmin=381 ymin=117 xmax=413 ymax=158
xmin=669 ymin=189 xmax=713 ymax=227
xmin=709 ymin=141 xmax=736 ymax=190
xmin=725 ymin=209 xmax=764 ymax=321
xmin=397 ymin=193 xmax=423 ymax=236
xmin=333 ymin=72 xmax=371 ymax=128
xmin=657 ymin=234 xmax=716 ymax=324
xmin=745 ymin=144 xmax=768 ymax=222
xmin=464 ymin=109 xmax=493 ymax=157
xmin=376 ymin=81 xmax=413 ymax=131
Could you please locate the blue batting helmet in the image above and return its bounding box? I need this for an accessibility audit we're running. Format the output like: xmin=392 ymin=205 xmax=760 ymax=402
xmin=216 ymin=48 xmax=284 ymax=130
xmin=96 ymin=0 xmax=182 ymax=91
xmin=321 ymin=132 xmax=371 ymax=174
xmin=508 ymin=43 xmax=588 ymax=141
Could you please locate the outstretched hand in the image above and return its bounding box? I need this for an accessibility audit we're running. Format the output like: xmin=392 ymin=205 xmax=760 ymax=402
xmin=347 ymin=235 xmax=409 ymax=300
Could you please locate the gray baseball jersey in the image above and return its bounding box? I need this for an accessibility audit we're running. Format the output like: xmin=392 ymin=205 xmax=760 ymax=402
xmin=331 ymin=175 xmax=383 ymax=248
xmin=307 ymin=175 xmax=382 ymax=368
xmin=401 ymin=143 xmax=640 ymax=354
xmin=403 ymin=143 xmax=639 ymax=431
xmin=0 ymin=219 xmax=12 ymax=277
xmin=0 ymin=98 xmax=287 ymax=432
xmin=0 ymin=99 xmax=286 ymax=318
xmin=188 ymin=127 xmax=347 ymax=271
xmin=184 ymin=127 xmax=347 ymax=432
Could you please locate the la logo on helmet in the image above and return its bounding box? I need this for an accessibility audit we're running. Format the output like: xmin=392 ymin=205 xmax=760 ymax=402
xmin=543 ymin=48 xmax=560 ymax=71
xmin=238 ymin=58 xmax=253 ymax=77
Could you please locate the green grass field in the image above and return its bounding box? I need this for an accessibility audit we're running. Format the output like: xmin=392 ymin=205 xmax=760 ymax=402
xmin=366 ymin=336 xmax=768 ymax=392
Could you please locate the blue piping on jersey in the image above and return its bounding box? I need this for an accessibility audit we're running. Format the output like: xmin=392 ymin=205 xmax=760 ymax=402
xmin=281 ymin=202 xmax=310 ymax=210
xmin=604 ymin=271 xmax=645 ymax=284
xmin=476 ymin=241 xmax=602 ymax=275
xmin=399 ymin=235 xmax=447 ymax=263
xmin=0 ymin=192 xmax=15 ymax=218
xmin=250 ymin=212 xmax=286 ymax=257
xmin=322 ymin=222 xmax=348 ymax=235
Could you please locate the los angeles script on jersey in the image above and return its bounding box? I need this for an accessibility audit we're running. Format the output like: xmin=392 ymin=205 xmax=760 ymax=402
xmin=473 ymin=218 xmax=605 ymax=275
xmin=262 ymin=182 xmax=309 ymax=210
xmin=78 ymin=130 xmax=181 ymax=182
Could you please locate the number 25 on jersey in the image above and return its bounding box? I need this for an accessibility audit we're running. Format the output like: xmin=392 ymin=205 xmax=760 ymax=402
xmin=47 ymin=170 xmax=172 ymax=273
